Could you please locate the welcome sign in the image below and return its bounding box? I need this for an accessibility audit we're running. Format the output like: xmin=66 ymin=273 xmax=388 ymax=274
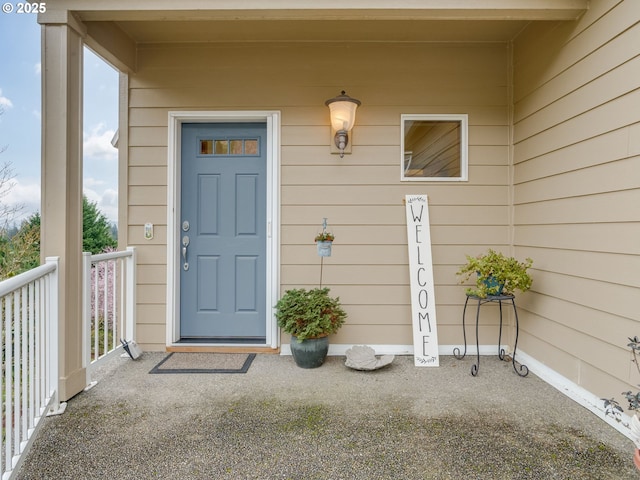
xmin=405 ymin=195 xmax=439 ymax=367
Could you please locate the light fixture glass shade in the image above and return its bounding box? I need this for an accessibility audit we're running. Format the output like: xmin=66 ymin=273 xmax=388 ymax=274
xmin=325 ymin=91 xmax=361 ymax=132
xmin=328 ymin=101 xmax=358 ymax=132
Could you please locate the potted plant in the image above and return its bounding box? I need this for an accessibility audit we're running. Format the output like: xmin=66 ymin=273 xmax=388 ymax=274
xmin=603 ymin=336 xmax=640 ymax=471
xmin=456 ymin=249 xmax=533 ymax=298
xmin=315 ymin=232 xmax=335 ymax=257
xmin=274 ymin=287 xmax=347 ymax=368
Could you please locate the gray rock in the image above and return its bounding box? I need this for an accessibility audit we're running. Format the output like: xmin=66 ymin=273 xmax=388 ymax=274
xmin=345 ymin=345 xmax=395 ymax=371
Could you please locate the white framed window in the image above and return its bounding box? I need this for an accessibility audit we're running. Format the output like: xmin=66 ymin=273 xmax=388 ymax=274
xmin=401 ymin=114 xmax=468 ymax=181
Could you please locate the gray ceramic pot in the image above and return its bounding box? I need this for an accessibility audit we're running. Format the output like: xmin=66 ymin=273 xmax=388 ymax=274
xmin=290 ymin=335 xmax=329 ymax=368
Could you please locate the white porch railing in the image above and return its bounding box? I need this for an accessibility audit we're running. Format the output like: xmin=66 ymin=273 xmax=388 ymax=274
xmin=0 ymin=257 xmax=63 ymax=480
xmin=82 ymin=247 xmax=136 ymax=388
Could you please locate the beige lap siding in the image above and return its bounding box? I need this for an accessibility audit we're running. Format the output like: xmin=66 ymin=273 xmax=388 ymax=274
xmin=127 ymin=41 xmax=511 ymax=350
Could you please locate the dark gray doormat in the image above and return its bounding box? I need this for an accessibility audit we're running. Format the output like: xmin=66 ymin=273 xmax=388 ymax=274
xmin=149 ymin=352 xmax=256 ymax=374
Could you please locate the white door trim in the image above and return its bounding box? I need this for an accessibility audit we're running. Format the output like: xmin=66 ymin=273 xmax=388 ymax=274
xmin=166 ymin=111 xmax=281 ymax=348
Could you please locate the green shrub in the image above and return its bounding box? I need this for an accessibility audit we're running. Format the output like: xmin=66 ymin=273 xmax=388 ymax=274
xmin=275 ymin=288 xmax=346 ymax=342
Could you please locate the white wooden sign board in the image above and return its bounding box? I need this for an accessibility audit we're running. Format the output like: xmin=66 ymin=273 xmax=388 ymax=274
xmin=405 ymin=195 xmax=439 ymax=366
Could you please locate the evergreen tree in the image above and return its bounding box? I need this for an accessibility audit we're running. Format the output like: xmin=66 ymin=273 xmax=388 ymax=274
xmin=0 ymin=196 xmax=117 ymax=278
xmin=83 ymin=196 xmax=117 ymax=254
xmin=0 ymin=212 xmax=40 ymax=278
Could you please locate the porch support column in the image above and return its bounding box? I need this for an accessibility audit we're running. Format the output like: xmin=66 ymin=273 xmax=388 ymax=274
xmin=40 ymin=19 xmax=86 ymax=401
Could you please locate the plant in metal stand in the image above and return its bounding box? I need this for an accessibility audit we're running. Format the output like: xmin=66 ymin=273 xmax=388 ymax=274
xmin=456 ymin=249 xmax=533 ymax=298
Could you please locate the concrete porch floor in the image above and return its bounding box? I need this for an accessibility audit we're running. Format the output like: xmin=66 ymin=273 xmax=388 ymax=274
xmin=15 ymin=352 xmax=637 ymax=479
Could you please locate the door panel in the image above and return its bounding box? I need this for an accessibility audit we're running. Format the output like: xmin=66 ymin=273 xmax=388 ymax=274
xmin=236 ymin=175 xmax=259 ymax=235
xmin=236 ymin=256 xmax=258 ymax=311
xmin=180 ymin=123 xmax=267 ymax=341
xmin=197 ymin=256 xmax=219 ymax=311
xmin=198 ymin=175 xmax=220 ymax=234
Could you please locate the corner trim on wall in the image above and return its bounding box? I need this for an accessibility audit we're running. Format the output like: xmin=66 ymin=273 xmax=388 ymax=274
xmin=117 ymin=73 xmax=129 ymax=248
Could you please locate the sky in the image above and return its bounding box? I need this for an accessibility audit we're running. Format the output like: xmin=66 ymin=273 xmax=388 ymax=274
xmin=0 ymin=11 xmax=119 ymax=225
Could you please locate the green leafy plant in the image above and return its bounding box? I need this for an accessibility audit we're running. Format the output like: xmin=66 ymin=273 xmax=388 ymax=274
xmin=314 ymin=232 xmax=335 ymax=242
xmin=603 ymin=336 xmax=640 ymax=421
xmin=274 ymin=287 xmax=346 ymax=342
xmin=456 ymin=249 xmax=533 ymax=298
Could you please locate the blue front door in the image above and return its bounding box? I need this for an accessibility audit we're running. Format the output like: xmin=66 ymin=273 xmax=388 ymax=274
xmin=180 ymin=123 xmax=267 ymax=342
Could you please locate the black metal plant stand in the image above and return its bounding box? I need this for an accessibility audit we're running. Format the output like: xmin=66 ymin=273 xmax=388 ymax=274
xmin=453 ymin=294 xmax=529 ymax=377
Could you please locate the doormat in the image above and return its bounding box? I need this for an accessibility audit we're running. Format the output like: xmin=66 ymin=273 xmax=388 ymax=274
xmin=149 ymin=353 xmax=256 ymax=374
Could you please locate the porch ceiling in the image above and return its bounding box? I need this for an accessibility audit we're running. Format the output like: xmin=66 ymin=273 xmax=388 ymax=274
xmin=39 ymin=1 xmax=588 ymax=72
xmin=110 ymin=19 xmax=531 ymax=44
xmin=50 ymin=0 xmax=589 ymax=22
xmin=42 ymin=0 xmax=588 ymax=44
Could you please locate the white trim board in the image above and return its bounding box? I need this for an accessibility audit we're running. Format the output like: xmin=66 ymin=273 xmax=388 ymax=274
xmin=166 ymin=111 xmax=281 ymax=349
xmin=279 ymin=344 xmax=509 ymax=356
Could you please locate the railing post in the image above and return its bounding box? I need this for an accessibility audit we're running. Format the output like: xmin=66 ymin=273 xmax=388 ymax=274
xmin=125 ymin=247 xmax=137 ymax=341
xmin=82 ymin=252 xmax=93 ymax=389
xmin=45 ymin=257 xmax=65 ymax=415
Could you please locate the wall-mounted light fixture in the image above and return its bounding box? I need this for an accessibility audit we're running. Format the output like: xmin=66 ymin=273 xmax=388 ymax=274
xmin=325 ymin=91 xmax=361 ymax=158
